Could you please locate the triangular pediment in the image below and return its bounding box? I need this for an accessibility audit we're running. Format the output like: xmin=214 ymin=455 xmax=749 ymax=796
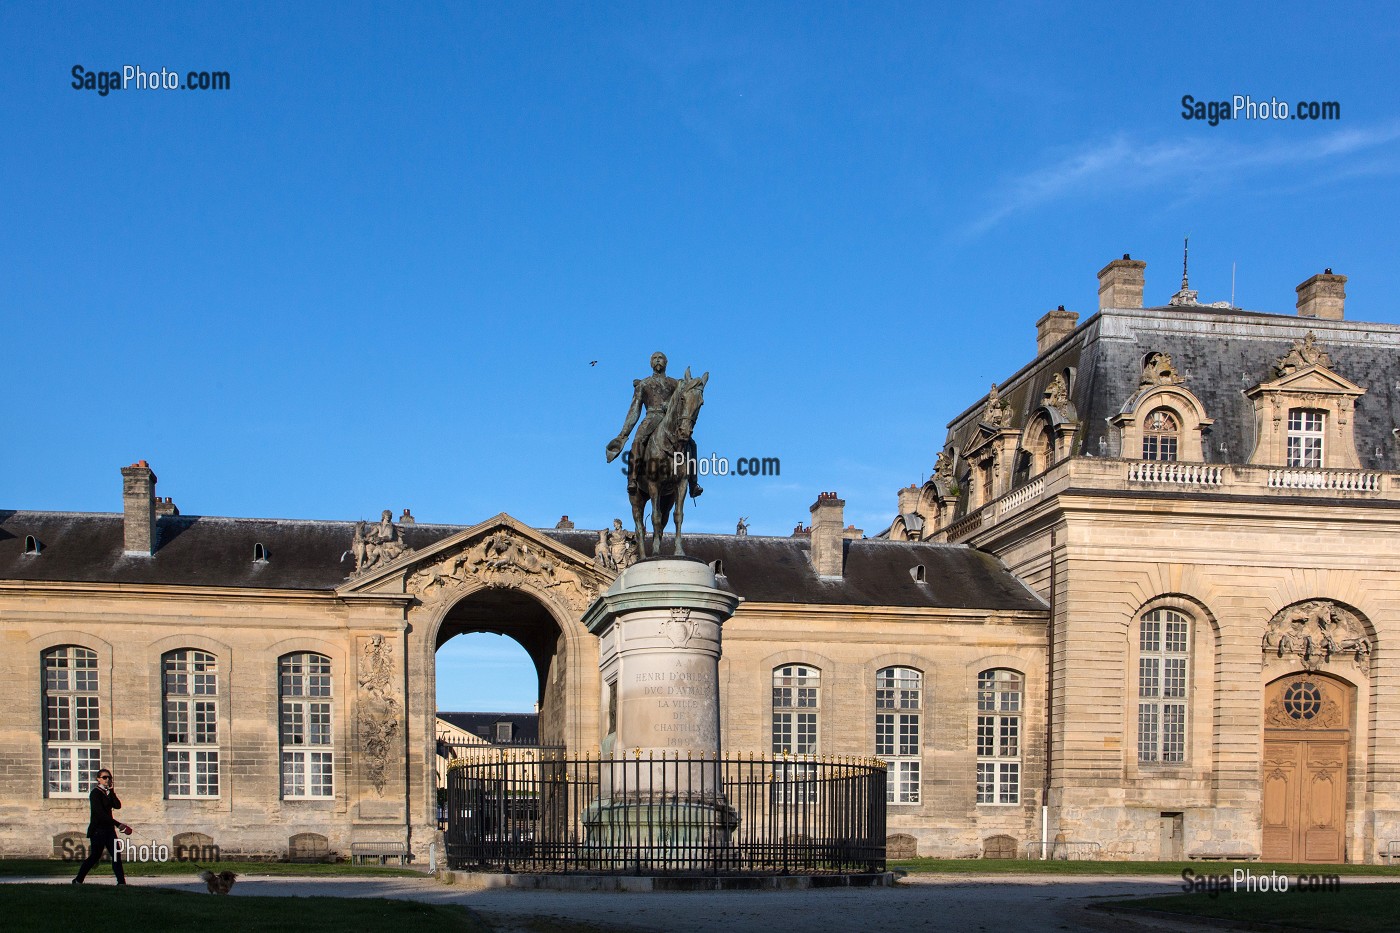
xmin=337 ymin=513 xmax=612 ymax=611
xmin=961 ymin=423 xmax=1004 ymax=458
xmin=1248 ymin=365 xmax=1365 ymax=398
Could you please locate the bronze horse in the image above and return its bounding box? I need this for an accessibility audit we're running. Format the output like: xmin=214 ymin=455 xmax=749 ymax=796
xmin=629 ymin=368 xmax=708 ymax=557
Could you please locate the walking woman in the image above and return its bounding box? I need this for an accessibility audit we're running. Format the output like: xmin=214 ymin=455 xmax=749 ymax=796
xmin=72 ymin=768 xmax=131 ymax=884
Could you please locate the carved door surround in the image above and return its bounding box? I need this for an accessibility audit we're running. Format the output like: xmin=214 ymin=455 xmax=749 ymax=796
xmin=1261 ymin=673 xmax=1352 ymax=863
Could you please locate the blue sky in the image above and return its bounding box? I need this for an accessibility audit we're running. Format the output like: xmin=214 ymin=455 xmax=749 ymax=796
xmin=6 ymin=3 xmax=1399 ymax=711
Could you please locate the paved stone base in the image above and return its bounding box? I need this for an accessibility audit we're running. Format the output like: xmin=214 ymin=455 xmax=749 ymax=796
xmin=445 ymin=871 xmax=895 ymax=891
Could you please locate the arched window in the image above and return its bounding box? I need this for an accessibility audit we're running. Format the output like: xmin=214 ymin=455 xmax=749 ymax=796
xmin=1141 ymin=408 xmax=1180 ymax=461
xmin=771 ymin=665 xmax=819 ymax=755
xmin=43 ymin=646 xmax=101 ymax=796
xmin=976 ymin=669 xmax=1022 ymax=804
xmin=163 ymin=650 xmax=220 ymax=797
xmin=1286 ymin=409 xmax=1325 ymax=467
xmin=280 ymin=653 xmax=334 ymax=798
xmin=876 ymin=667 xmax=922 ymax=804
xmin=1138 ymin=609 xmax=1190 ymax=763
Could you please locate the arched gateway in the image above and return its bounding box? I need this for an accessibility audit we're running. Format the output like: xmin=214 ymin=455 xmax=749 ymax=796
xmin=337 ymin=514 xmax=612 ymax=836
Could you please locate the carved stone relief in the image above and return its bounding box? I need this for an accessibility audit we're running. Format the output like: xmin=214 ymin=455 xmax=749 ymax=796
xmin=983 ymin=383 xmax=1011 ymax=427
xmin=407 ymin=529 xmax=602 ymax=613
xmin=662 ymin=608 xmax=696 ymax=648
xmin=1042 ymin=373 xmax=1070 ymax=409
xmin=1274 ymin=332 xmax=1334 ymax=377
xmin=1261 ymin=600 xmax=1370 ymax=673
xmin=593 ymin=519 xmax=639 ymax=572
xmin=1139 ymin=352 xmax=1185 ymax=387
xmin=349 ymin=511 xmax=412 ymax=576
xmin=356 ymin=634 xmax=401 ymax=796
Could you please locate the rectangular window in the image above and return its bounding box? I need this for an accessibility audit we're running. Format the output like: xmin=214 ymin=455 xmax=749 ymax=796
xmin=876 ymin=667 xmax=922 ymax=804
xmin=875 ymin=714 xmax=894 ymax=757
xmin=164 ymin=651 xmax=220 ymax=798
xmin=976 ymin=670 xmax=1022 ymax=804
xmin=1286 ymin=409 xmax=1325 ymax=468
xmin=281 ymin=653 xmax=335 ymax=798
xmin=887 ymin=759 xmax=920 ymax=804
xmin=44 ymin=647 xmax=101 ymax=797
xmin=1138 ymin=610 xmax=1191 ymax=764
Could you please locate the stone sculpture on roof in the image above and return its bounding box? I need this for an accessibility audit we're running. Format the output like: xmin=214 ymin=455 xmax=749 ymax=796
xmin=1274 ymin=331 xmax=1334 ymax=377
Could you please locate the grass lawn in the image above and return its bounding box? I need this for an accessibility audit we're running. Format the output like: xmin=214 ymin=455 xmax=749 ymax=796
xmin=0 ymin=883 xmax=488 ymax=933
xmin=0 ymin=858 xmax=423 ymax=878
xmin=1112 ymin=882 xmax=1400 ymax=933
xmin=892 ymin=857 xmax=1400 ymax=877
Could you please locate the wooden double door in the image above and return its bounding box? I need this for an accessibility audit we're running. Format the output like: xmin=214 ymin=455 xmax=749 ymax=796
xmin=1261 ymin=674 xmax=1351 ymax=863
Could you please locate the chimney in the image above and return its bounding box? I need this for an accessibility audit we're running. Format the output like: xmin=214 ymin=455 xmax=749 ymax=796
xmin=809 ymin=492 xmax=845 ymax=578
xmin=121 ymin=460 xmax=157 ymax=556
xmin=1097 ymin=254 xmax=1147 ymax=310
xmin=896 ymin=484 xmax=921 ymax=516
xmin=1296 ymin=269 xmax=1346 ymax=320
xmin=1035 ymin=306 xmax=1079 ymax=354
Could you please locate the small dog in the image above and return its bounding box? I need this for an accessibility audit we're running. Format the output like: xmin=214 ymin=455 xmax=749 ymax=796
xmin=195 ymin=866 xmax=238 ymax=895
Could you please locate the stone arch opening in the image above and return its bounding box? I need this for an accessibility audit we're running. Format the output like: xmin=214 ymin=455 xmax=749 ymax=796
xmin=434 ymin=587 xmax=572 ymax=748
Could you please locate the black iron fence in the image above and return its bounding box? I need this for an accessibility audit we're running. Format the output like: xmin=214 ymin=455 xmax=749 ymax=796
xmin=445 ymin=750 xmax=886 ymax=875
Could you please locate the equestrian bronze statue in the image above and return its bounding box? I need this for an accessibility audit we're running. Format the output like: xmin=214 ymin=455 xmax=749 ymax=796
xmin=605 ymin=352 xmax=708 ymax=558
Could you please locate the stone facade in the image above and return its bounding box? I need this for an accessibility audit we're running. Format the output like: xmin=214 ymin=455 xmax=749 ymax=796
xmin=0 ymin=502 xmax=1043 ymax=863
xmin=888 ymin=257 xmax=1400 ymax=863
xmin=5 ymin=255 xmax=1394 ymax=865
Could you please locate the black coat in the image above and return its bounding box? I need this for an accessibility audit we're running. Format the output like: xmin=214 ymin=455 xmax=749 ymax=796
xmin=86 ymin=786 xmax=122 ymax=840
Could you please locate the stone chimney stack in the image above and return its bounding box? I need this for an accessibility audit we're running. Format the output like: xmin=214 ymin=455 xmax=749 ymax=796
xmin=1097 ymin=254 xmax=1147 ymax=310
xmin=809 ymin=492 xmax=845 ymax=578
xmin=1296 ymin=269 xmax=1346 ymax=320
xmin=121 ymin=460 xmax=158 ymax=556
xmin=1035 ymin=306 xmax=1079 ymax=354
xmin=896 ymin=484 xmax=921 ymax=515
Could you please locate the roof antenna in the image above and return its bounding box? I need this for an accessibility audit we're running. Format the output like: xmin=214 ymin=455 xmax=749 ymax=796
xmin=1230 ymin=260 xmax=1236 ymax=308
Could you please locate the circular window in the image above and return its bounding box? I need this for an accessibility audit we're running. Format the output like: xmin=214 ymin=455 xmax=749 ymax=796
xmin=1283 ymin=681 xmax=1322 ymax=721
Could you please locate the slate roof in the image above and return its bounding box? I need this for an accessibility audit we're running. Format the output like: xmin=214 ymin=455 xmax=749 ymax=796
xmin=946 ymin=305 xmax=1400 ymax=478
xmin=437 ymin=711 xmax=540 ymax=746
xmin=0 ymin=510 xmax=1045 ymax=612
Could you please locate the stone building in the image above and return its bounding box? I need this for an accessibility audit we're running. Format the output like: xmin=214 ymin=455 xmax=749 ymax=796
xmin=2 ymin=253 xmax=1395 ymax=864
xmin=888 ymin=258 xmax=1400 ymax=862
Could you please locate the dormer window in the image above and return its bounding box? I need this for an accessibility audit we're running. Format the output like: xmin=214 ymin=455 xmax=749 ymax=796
xmin=24 ymin=535 xmax=42 ymax=556
xmin=1141 ymin=409 xmax=1180 ymax=461
xmin=495 ymin=721 xmax=513 ymax=743
xmin=253 ymin=543 xmax=269 ymax=563
xmin=1286 ymin=410 xmax=1326 ymax=467
xmin=910 ymin=564 xmax=926 ymax=583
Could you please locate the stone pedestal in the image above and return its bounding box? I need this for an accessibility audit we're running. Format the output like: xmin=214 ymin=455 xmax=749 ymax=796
xmin=580 ymin=558 xmax=742 ymax=870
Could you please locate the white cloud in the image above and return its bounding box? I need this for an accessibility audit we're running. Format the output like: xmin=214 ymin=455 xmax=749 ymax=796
xmin=965 ymin=121 xmax=1400 ymax=236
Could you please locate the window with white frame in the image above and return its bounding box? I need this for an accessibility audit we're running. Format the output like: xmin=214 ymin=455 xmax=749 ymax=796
xmin=876 ymin=667 xmax=921 ymax=804
xmin=772 ymin=664 xmax=819 ymax=755
xmin=772 ymin=665 xmax=819 ymax=802
xmin=976 ymin=669 xmax=1021 ymax=804
xmin=1286 ymin=409 xmax=1325 ymax=467
xmin=1141 ymin=408 xmax=1180 ymax=461
xmin=280 ymin=653 xmax=334 ymax=798
xmin=43 ymin=646 xmax=101 ymax=796
xmin=1138 ymin=609 xmax=1189 ymax=763
xmin=163 ymin=649 xmax=220 ymax=797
